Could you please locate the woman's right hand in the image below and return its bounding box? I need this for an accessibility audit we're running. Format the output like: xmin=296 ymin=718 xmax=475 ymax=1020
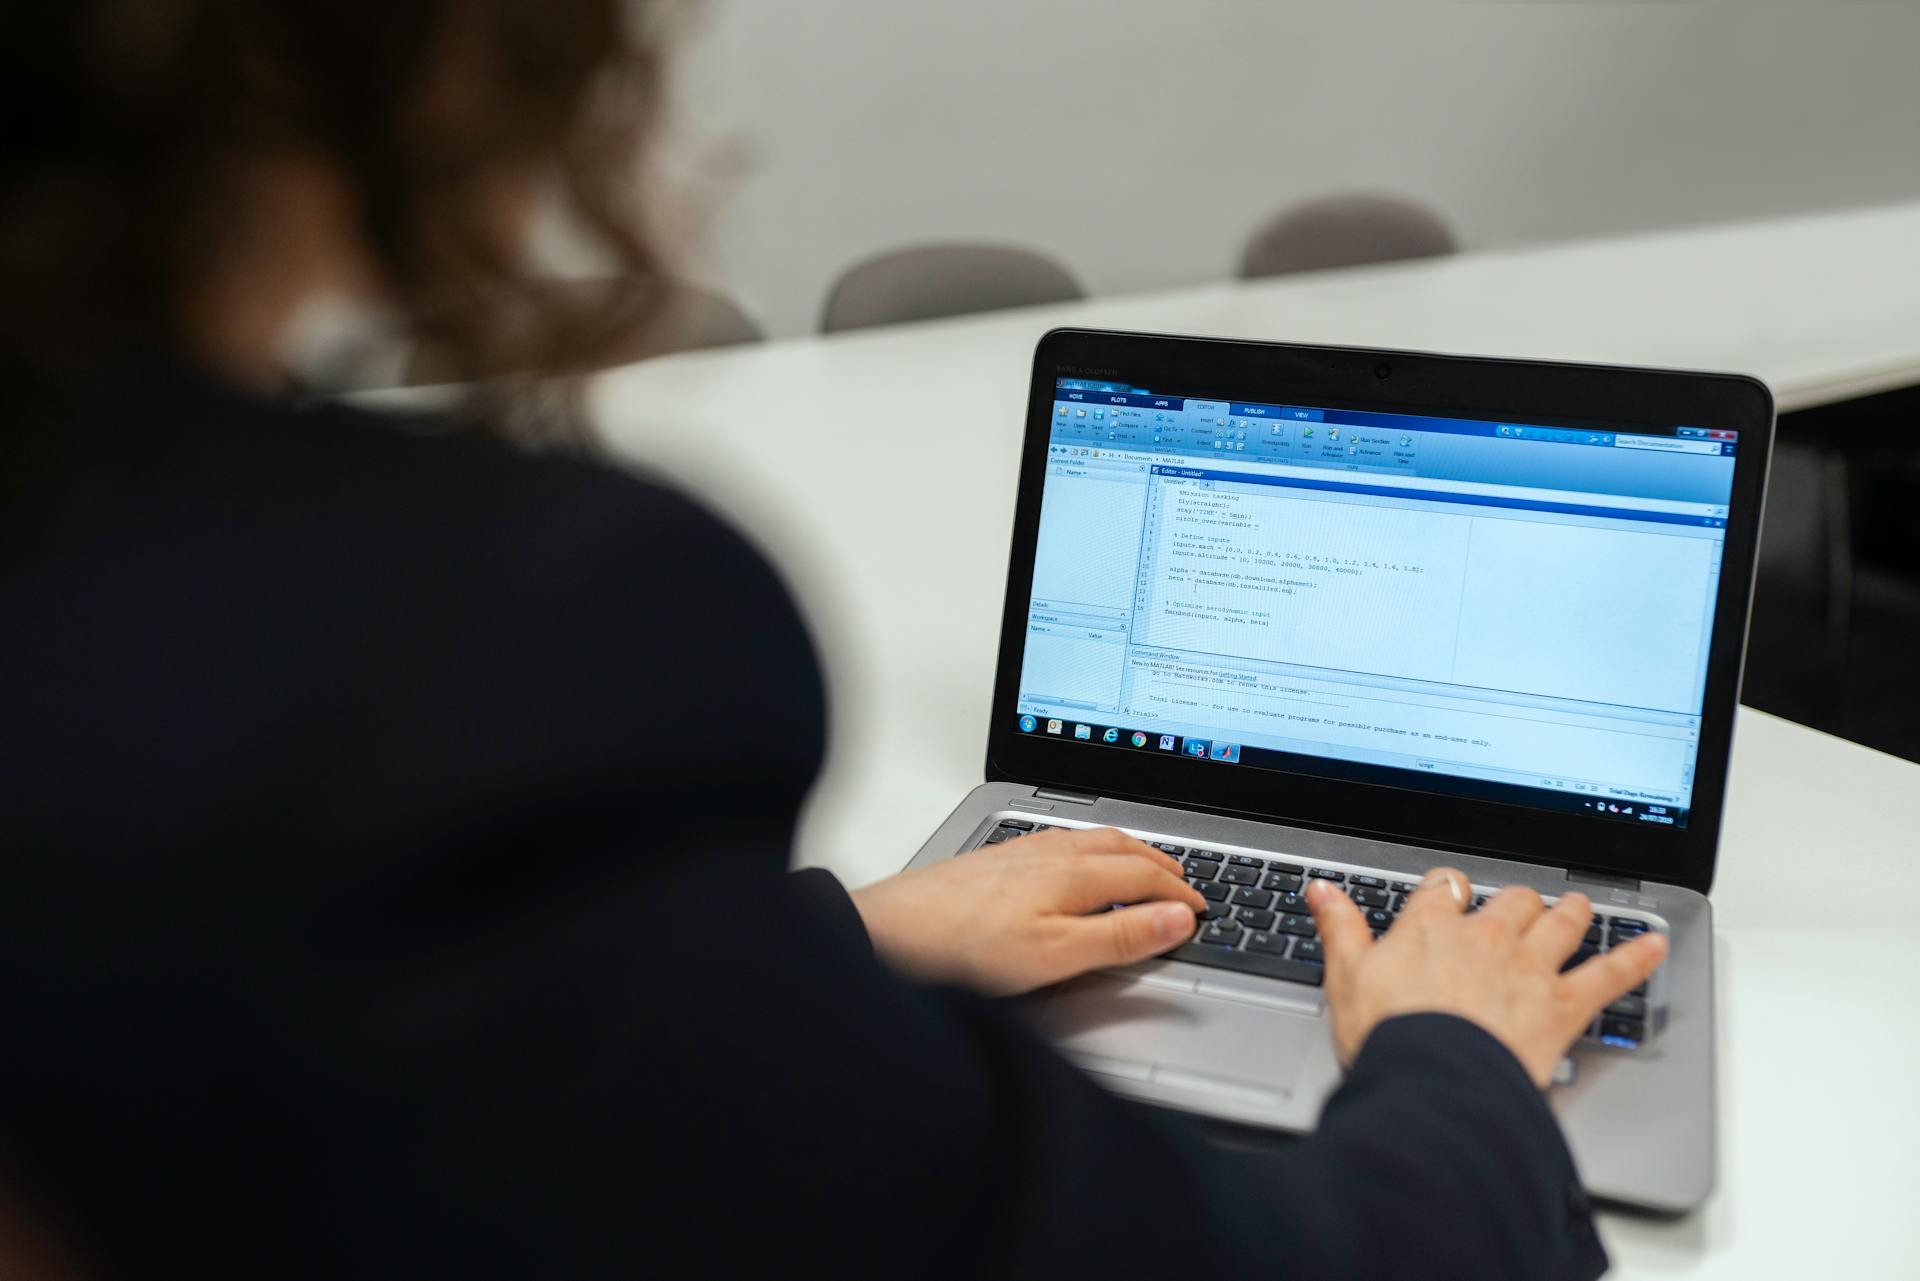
xmin=1306 ymin=870 xmax=1668 ymax=1088
xmin=851 ymin=827 xmax=1205 ymax=996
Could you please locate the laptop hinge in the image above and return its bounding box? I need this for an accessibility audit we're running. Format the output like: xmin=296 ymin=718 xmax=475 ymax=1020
xmin=1034 ymin=788 xmax=1100 ymax=805
xmin=1566 ymin=869 xmax=1642 ymax=894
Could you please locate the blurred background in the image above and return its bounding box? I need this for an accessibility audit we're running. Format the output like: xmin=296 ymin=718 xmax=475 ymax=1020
xmin=668 ymin=1 xmax=1920 ymax=337
xmin=594 ymin=0 xmax=1920 ymax=766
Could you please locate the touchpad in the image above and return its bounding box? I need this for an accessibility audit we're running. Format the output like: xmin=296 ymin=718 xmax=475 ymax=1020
xmin=1030 ymin=974 xmax=1315 ymax=1097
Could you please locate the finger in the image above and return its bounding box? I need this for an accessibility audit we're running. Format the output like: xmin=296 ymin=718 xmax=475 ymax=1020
xmin=1057 ymin=826 xmax=1184 ymax=878
xmin=1560 ymin=930 xmax=1669 ymax=1012
xmin=1306 ymin=878 xmax=1373 ymax=980
xmin=1399 ymin=866 xmax=1471 ymax=925
xmin=1476 ymin=883 xmax=1546 ymax=937
xmin=1057 ymin=853 xmax=1206 ymax=916
xmin=1520 ymin=891 xmax=1592 ymax=967
xmin=1052 ymin=900 xmax=1199 ymax=975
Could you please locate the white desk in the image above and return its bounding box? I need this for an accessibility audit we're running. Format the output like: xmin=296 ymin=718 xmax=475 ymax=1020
xmin=588 ymin=203 xmax=1920 ymax=1277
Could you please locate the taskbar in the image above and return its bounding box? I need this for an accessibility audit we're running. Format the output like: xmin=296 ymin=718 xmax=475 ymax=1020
xmin=1013 ymin=712 xmax=1689 ymax=829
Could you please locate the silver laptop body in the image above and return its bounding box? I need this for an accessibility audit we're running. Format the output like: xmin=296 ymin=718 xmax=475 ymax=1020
xmin=906 ymin=330 xmax=1773 ymax=1215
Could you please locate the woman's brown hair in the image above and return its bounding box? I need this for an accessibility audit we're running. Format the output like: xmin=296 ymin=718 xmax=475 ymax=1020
xmin=0 ymin=0 xmax=678 ymax=440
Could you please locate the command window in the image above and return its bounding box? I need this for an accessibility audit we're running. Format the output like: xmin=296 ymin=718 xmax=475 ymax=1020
xmin=1019 ymin=395 xmax=1735 ymax=814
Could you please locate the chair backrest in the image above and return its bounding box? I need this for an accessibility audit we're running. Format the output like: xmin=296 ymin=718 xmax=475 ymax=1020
xmin=621 ymin=284 xmax=762 ymax=359
xmin=820 ymin=243 xmax=1084 ymax=333
xmin=1239 ymin=194 xmax=1459 ymax=279
xmin=402 ymin=280 xmax=761 ymax=385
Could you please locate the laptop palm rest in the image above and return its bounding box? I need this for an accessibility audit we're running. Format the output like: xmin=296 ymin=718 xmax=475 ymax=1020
xmin=1028 ymin=971 xmax=1316 ymax=1111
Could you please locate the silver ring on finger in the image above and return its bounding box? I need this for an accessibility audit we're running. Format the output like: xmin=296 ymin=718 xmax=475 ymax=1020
xmin=1423 ymin=869 xmax=1466 ymax=909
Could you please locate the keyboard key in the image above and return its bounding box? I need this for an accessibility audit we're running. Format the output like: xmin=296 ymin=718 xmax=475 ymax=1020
xmin=1583 ymin=924 xmax=1603 ymax=946
xmin=1168 ymin=942 xmax=1324 ymax=986
xmin=1388 ymin=893 xmax=1411 ymax=912
xmin=1363 ymin=908 xmax=1393 ymax=930
xmin=1263 ymin=871 xmax=1304 ymax=894
xmin=1245 ymin=931 xmax=1291 ymax=957
xmin=1560 ymin=946 xmax=1598 ymax=973
xmin=1229 ymin=854 xmax=1264 ymax=868
xmin=984 ymin=827 xmax=1017 ymax=844
xmin=1276 ymin=913 xmax=1318 ymax=938
xmin=1292 ymin=938 xmax=1325 ymax=964
xmin=1001 ymin=819 xmax=1034 ymax=831
xmin=1605 ymin=995 xmax=1648 ymax=1020
xmin=1184 ymin=860 xmax=1218 ymax=882
xmin=1199 ymin=903 xmax=1231 ymax=922
xmin=1350 ymin=887 xmax=1390 ymax=909
xmin=1193 ymin=880 xmax=1231 ymax=903
xmin=1600 ymin=1017 xmax=1645 ymax=1047
xmin=1389 ymin=880 xmax=1418 ymax=895
xmin=1230 ymin=887 xmax=1274 ymax=910
xmin=1220 ymin=866 xmax=1261 ymax=886
xmin=1235 ymin=908 xmax=1276 ymax=931
xmin=1268 ymin=861 xmax=1305 ymax=876
xmin=1153 ymin=842 xmax=1184 ymax=855
xmin=1199 ymin=920 xmax=1242 ymax=946
xmin=1308 ymin=868 xmax=1346 ymax=882
xmin=1349 ymin=875 xmax=1386 ymax=889
xmin=1274 ymin=893 xmax=1311 ymax=915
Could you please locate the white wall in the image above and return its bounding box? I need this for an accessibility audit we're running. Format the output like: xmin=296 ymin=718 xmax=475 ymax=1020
xmin=663 ymin=1 xmax=1920 ymax=337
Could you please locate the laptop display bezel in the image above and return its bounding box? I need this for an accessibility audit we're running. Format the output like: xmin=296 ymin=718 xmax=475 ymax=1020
xmin=985 ymin=329 xmax=1774 ymax=895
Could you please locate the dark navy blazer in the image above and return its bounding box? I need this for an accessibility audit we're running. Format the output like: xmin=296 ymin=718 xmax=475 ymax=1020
xmin=0 ymin=364 xmax=1607 ymax=1279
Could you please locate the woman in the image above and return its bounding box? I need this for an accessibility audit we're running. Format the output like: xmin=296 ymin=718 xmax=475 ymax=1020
xmin=0 ymin=4 xmax=1663 ymax=1278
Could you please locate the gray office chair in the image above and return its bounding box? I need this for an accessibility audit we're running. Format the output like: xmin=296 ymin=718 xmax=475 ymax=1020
xmin=614 ymin=282 xmax=762 ymax=360
xmin=405 ymin=279 xmax=761 ymax=384
xmin=820 ymin=243 xmax=1084 ymax=333
xmin=1239 ymin=193 xmax=1459 ymax=279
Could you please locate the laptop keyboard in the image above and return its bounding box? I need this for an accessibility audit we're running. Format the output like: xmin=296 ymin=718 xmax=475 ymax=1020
xmin=973 ymin=818 xmax=1656 ymax=1051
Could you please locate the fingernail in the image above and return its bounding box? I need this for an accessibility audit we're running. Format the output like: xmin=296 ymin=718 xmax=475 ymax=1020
xmin=1153 ymin=902 xmax=1194 ymax=942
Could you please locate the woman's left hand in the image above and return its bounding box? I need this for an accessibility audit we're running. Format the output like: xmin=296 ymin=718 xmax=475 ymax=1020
xmin=849 ymin=827 xmax=1205 ymax=996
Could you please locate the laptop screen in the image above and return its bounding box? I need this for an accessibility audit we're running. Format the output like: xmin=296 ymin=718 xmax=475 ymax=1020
xmin=1014 ymin=378 xmax=1741 ymax=831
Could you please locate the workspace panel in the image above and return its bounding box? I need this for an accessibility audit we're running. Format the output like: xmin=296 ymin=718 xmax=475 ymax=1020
xmin=1019 ymin=385 xmax=1739 ymax=826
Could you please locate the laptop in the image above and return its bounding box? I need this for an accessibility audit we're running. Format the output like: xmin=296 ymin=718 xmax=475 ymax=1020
xmin=906 ymin=329 xmax=1772 ymax=1214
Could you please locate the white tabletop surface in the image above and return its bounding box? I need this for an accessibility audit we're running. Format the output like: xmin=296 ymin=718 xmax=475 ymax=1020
xmin=585 ymin=204 xmax=1920 ymax=1277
